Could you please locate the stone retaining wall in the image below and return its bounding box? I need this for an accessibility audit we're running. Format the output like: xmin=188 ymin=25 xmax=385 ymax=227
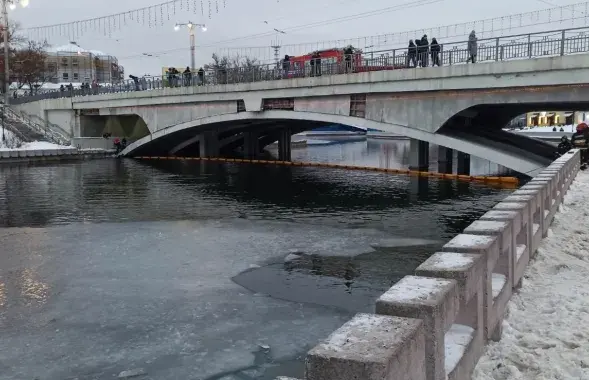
xmin=279 ymin=149 xmax=581 ymax=380
xmin=0 ymin=147 xmax=112 ymax=164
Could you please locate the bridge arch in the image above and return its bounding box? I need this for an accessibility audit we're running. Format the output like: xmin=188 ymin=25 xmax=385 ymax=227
xmin=121 ymin=110 xmax=548 ymax=176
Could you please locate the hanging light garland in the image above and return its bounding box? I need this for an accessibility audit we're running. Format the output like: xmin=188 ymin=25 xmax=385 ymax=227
xmin=23 ymin=0 xmax=228 ymax=42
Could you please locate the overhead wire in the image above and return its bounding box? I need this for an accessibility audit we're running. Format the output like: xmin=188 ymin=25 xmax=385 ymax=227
xmin=114 ymin=1 xmax=588 ymax=61
xmin=113 ymin=0 xmax=444 ymax=60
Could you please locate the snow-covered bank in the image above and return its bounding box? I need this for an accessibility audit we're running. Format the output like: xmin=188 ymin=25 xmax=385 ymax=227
xmin=0 ymin=141 xmax=73 ymax=151
xmin=473 ymin=170 xmax=589 ymax=379
xmin=505 ymin=125 xmax=576 ymax=133
xmin=0 ymin=129 xmax=21 ymax=149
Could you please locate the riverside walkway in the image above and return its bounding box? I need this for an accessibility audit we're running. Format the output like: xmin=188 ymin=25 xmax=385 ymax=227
xmin=276 ymin=149 xmax=582 ymax=380
xmin=473 ymin=169 xmax=589 ymax=379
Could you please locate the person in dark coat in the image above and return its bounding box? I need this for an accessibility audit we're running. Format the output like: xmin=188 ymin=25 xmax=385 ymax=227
xmin=571 ymin=122 xmax=589 ymax=165
xmin=343 ymin=46 xmax=354 ymax=73
xmin=311 ymin=52 xmax=322 ymax=77
xmin=420 ymin=34 xmax=429 ymax=67
xmin=197 ymin=67 xmax=205 ymax=85
xmin=282 ymin=55 xmax=290 ymax=78
xmin=408 ymin=40 xmax=417 ymax=68
xmin=430 ymin=38 xmax=441 ymax=66
xmin=467 ymin=30 xmax=478 ymax=63
xmin=414 ymin=39 xmax=422 ymax=67
xmin=183 ymin=67 xmax=192 ymax=86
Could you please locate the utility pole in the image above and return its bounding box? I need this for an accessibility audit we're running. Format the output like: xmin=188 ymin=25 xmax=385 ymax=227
xmin=1 ymin=0 xmax=29 ymax=143
xmin=270 ymin=28 xmax=286 ymax=71
xmin=2 ymin=0 xmax=9 ymax=108
xmin=2 ymin=0 xmax=9 ymax=143
xmin=271 ymin=39 xmax=281 ymax=70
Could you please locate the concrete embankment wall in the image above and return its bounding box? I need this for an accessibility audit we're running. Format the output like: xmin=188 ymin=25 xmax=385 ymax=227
xmin=0 ymin=148 xmax=112 ymax=164
xmin=279 ymin=149 xmax=581 ymax=380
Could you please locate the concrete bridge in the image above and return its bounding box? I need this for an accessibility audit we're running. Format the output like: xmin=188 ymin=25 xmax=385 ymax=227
xmin=12 ymin=37 xmax=589 ymax=176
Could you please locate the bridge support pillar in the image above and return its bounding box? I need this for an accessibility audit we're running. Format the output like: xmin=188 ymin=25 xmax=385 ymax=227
xmin=437 ymin=146 xmax=453 ymax=174
xmin=408 ymin=139 xmax=429 ymax=171
xmin=457 ymin=152 xmax=471 ymax=175
xmin=243 ymin=131 xmax=260 ymax=159
xmin=278 ymin=128 xmax=292 ymax=161
xmin=199 ymin=130 xmax=219 ymax=158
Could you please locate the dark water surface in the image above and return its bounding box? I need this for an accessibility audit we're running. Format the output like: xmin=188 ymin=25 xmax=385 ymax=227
xmin=0 ymin=140 xmax=512 ymax=380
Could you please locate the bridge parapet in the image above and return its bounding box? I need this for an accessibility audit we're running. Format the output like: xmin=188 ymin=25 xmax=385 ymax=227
xmin=10 ymin=26 xmax=589 ymax=106
xmin=291 ymin=150 xmax=581 ymax=380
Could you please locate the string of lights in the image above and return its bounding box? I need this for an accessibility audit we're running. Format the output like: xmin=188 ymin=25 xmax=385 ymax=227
xmin=114 ymin=1 xmax=589 ymax=63
xmin=22 ymin=0 xmax=227 ymax=41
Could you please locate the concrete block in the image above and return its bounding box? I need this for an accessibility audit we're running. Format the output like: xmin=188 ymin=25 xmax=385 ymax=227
xmin=463 ymin=220 xmax=512 ymax=290
xmin=529 ymin=177 xmax=556 ymax=202
xmin=415 ymin=252 xmax=485 ymax=378
xmin=8 ymin=150 xmax=18 ymax=158
xmin=478 ymin=211 xmax=523 ymax=279
xmin=534 ymin=173 xmax=561 ymax=203
xmin=17 ymin=149 xmax=28 ymax=157
xmin=442 ymin=234 xmax=499 ymax=256
xmin=376 ymin=276 xmax=458 ymax=380
xmin=34 ymin=149 xmax=43 ymax=157
xmin=501 ymin=195 xmax=540 ymax=256
xmin=441 ymin=231 xmax=505 ymax=342
xmin=0 ymin=151 xmax=9 ymax=158
xmin=510 ymin=190 xmax=543 ymax=253
xmin=41 ymin=149 xmax=51 ymax=156
xmin=526 ymin=179 xmax=557 ymax=230
xmin=305 ymin=313 xmax=426 ymax=380
xmin=490 ymin=202 xmax=531 ymax=268
xmin=50 ymin=149 xmax=59 ymax=156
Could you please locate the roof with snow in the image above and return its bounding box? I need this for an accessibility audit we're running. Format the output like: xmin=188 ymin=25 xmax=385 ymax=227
xmin=47 ymin=42 xmax=108 ymax=57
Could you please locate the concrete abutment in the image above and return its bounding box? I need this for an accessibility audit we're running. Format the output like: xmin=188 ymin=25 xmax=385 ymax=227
xmin=199 ymin=130 xmax=220 ymax=158
xmin=284 ymin=150 xmax=581 ymax=380
xmin=277 ymin=128 xmax=292 ymax=162
xmin=409 ymin=139 xmax=430 ymax=171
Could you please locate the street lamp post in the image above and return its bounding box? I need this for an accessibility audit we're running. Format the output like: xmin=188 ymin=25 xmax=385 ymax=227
xmin=174 ymin=21 xmax=206 ymax=72
xmin=1 ymin=0 xmax=29 ymax=142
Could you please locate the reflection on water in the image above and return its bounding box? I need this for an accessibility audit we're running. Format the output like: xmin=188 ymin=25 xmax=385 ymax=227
xmin=291 ymin=138 xmax=510 ymax=176
xmin=0 ymin=139 xmax=513 ymax=379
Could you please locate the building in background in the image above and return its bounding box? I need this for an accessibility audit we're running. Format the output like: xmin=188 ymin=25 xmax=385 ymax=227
xmin=525 ymin=111 xmax=588 ymax=127
xmin=45 ymin=42 xmax=124 ymax=84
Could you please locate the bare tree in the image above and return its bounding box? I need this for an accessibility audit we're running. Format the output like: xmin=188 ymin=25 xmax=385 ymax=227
xmin=12 ymin=40 xmax=50 ymax=95
xmin=0 ymin=22 xmax=27 ymax=94
xmin=204 ymin=53 xmax=264 ymax=84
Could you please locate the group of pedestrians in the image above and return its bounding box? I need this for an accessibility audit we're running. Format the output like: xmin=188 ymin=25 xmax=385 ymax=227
xmin=165 ymin=67 xmax=206 ymax=87
xmin=407 ymin=30 xmax=478 ymax=68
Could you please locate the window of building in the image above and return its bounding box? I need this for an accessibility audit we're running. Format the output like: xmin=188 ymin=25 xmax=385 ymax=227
xmin=73 ymin=73 xmax=79 ymax=80
xmin=72 ymin=58 xmax=79 ymax=66
xmin=61 ymin=58 xmax=68 ymax=66
xmin=62 ymin=72 xmax=69 ymax=80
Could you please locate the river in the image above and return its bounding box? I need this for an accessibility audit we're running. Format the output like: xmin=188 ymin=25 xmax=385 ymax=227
xmin=0 ymin=138 xmax=512 ymax=380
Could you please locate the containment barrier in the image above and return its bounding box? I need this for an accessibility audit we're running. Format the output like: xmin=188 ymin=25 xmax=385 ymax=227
xmin=133 ymin=155 xmax=520 ymax=188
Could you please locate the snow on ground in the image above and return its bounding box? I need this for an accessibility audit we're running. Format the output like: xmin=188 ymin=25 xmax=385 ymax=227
xmin=505 ymin=125 xmax=577 ymax=133
xmin=473 ymin=170 xmax=589 ymax=380
xmin=0 ymin=141 xmax=72 ymax=151
xmin=0 ymin=129 xmax=22 ymax=149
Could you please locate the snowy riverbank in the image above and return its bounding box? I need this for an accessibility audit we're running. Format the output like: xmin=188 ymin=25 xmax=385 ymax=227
xmin=473 ymin=170 xmax=589 ymax=379
xmin=0 ymin=141 xmax=73 ymax=151
xmin=505 ymin=125 xmax=577 ymax=133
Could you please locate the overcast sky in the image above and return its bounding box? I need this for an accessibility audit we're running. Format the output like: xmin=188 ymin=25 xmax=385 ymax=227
xmin=9 ymin=0 xmax=585 ymax=76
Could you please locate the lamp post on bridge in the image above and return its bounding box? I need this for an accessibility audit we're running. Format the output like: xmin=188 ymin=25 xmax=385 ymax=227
xmin=1 ymin=0 xmax=29 ymax=143
xmin=174 ymin=21 xmax=207 ymax=73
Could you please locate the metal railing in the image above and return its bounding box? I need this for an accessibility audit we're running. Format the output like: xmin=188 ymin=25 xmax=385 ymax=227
xmin=4 ymin=106 xmax=71 ymax=145
xmin=9 ymin=26 xmax=589 ymax=105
